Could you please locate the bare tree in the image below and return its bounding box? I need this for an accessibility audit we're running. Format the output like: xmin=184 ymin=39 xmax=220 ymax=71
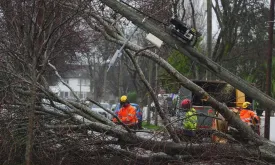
xmin=0 ymin=0 xmax=87 ymax=164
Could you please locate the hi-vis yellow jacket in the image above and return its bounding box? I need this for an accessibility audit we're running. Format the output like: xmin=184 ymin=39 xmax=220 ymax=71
xmin=183 ymin=108 xmax=197 ymax=130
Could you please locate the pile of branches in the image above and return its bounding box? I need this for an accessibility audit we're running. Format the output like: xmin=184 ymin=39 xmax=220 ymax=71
xmin=0 ymin=90 xmax=271 ymax=165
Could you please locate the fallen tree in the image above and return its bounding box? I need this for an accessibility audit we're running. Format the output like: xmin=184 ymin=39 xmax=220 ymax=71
xmin=44 ymin=122 xmax=274 ymax=164
xmin=77 ymin=0 xmax=275 ymax=161
xmin=96 ymin=0 xmax=275 ymax=112
xmin=81 ymin=4 xmax=261 ymax=144
xmin=1 ymin=81 xmax=272 ymax=164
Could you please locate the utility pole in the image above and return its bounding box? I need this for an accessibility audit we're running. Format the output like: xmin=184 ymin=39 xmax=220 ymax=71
xmin=147 ymin=61 xmax=152 ymax=124
xmin=265 ymin=0 xmax=274 ymax=140
xmin=206 ymin=0 xmax=212 ymax=80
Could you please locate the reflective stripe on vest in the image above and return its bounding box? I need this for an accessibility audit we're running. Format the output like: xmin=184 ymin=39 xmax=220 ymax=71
xmin=241 ymin=117 xmax=252 ymax=123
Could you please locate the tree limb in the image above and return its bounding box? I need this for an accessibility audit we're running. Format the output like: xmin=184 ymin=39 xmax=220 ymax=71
xmin=125 ymin=49 xmax=181 ymax=143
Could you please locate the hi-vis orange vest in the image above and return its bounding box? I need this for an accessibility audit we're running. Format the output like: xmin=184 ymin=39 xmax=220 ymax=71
xmin=240 ymin=109 xmax=259 ymax=124
xmin=116 ymin=104 xmax=137 ymax=126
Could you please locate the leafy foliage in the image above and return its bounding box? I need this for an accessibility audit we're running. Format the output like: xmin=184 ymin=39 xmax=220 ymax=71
xmin=159 ymin=50 xmax=191 ymax=93
xmin=159 ymin=35 xmax=204 ymax=93
xmin=127 ymin=91 xmax=137 ymax=103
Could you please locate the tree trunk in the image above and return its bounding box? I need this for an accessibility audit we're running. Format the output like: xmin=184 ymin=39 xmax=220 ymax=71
xmin=154 ymin=63 xmax=158 ymax=126
xmin=206 ymin=0 xmax=212 ymax=80
xmin=147 ymin=60 xmax=152 ymax=124
xmin=25 ymin=57 xmax=37 ymax=165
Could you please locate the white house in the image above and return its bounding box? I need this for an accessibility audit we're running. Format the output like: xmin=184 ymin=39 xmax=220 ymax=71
xmin=50 ymin=65 xmax=91 ymax=100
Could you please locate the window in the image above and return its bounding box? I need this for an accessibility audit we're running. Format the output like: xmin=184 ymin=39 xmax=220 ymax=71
xmin=60 ymin=92 xmax=64 ymax=98
xmin=64 ymin=92 xmax=69 ymax=98
xmin=60 ymin=91 xmax=70 ymax=99
xmin=82 ymin=92 xmax=87 ymax=99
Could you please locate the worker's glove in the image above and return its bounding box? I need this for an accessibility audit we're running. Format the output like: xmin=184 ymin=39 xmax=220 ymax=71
xmin=253 ymin=118 xmax=259 ymax=124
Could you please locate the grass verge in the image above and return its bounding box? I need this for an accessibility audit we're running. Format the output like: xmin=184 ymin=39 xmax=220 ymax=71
xmin=142 ymin=122 xmax=164 ymax=130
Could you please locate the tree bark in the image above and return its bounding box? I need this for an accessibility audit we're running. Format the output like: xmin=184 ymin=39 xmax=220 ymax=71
xmin=147 ymin=60 xmax=152 ymax=124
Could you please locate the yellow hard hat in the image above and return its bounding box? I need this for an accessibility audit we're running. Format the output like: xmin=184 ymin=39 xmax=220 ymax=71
xmin=120 ymin=95 xmax=128 ymax=102
xmin=242 ymin=102 xmax=251 ymax=109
